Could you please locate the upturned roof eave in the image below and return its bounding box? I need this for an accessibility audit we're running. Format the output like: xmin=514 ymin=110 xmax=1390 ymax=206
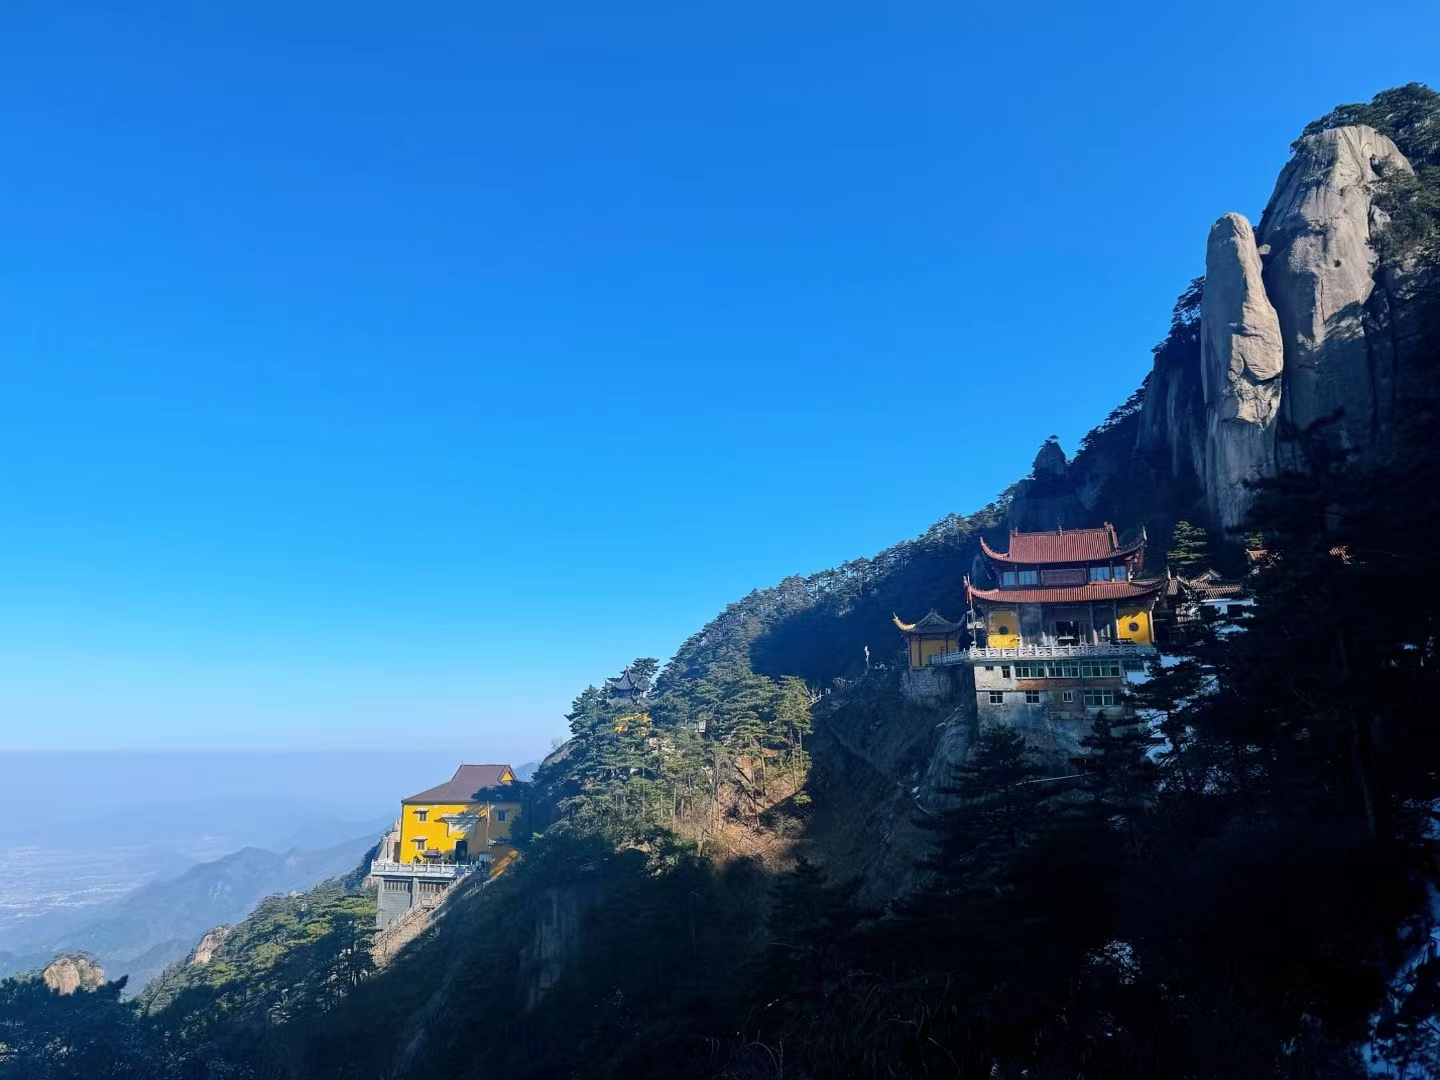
xmin=892 ymin=610 xmax=965 ymax=634
xmin=969 ymin=580 xmax=1167 ymax=605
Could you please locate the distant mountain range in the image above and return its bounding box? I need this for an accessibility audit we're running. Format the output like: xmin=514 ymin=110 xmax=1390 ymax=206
xmin=0 ymin=830 xmax=381 ymax=992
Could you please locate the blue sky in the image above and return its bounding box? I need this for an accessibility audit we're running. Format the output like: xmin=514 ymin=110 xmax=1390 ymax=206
xmin=0 ymin=0 xmax=1434 ymax=758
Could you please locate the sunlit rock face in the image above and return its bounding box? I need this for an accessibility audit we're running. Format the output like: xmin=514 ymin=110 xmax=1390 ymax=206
xmin=41 ymin=953 xmax=103 ymax=994
xmin=189 ymin=926 xmax=230 ymax=967
xmin=1200 ymin=212 xmax=1284 ymax=531
xmin=1257 ymin=124 xmax=1412 ymax=458
xmin=1139 ymin=122 xmax=1419 ymax=535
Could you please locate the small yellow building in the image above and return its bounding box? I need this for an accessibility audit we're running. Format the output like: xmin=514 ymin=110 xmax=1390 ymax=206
xmin=394 ymin=763 xmax=522 ymax=875
xmin=893 ymin=610 xmax=965 ymax=669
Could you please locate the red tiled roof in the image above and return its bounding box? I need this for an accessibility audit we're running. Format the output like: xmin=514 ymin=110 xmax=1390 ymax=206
xmin=969 ymin=579 xmax=1166 ymax=605
xmin=979 ymin=524 xmax=1144 ymax=565
xmin=403 ymin=764 xmax=516 ymax=804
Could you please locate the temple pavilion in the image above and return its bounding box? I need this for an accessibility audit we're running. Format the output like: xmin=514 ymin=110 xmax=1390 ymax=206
xmin=892 ymin=610 xmax=966 ymax=669
xmin=967 ymin=524 xmax=1163 ymax=651
xmin=895 ymin=523 xmax=1164 ymax=759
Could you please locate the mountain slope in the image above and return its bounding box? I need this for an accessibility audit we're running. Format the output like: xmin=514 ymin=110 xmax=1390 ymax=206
xmin=0 ymin=833 xmax=379 ymax=991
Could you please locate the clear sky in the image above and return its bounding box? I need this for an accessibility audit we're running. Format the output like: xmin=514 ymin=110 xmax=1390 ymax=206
xmin=0 ymin=0 xmax=1434 ymax=758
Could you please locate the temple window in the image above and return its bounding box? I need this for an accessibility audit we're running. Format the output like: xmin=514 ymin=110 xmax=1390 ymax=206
xmin=1018 ymin=570 xmax=1038 ymax=585
xmin=1089 ymin=566 xmax=1110 ymax=581
xmin=1113 ymin=565 xmax=1128 ymax=580
xmin=1002 ymin=571 xmax=1017 ymax=586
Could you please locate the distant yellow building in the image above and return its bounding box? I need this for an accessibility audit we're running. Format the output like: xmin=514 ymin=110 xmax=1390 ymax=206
xmin=374 ymin=763 xmax=524 ymax=931
xmin=396 ymin=763 xmax=521 ymax=868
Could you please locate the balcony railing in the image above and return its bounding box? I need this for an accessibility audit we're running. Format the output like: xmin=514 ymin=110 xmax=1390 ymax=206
xmin=370 ymin=859 xmax=486 ymax=880
xmin=930 ymin=641 xmax=1156 ymax=666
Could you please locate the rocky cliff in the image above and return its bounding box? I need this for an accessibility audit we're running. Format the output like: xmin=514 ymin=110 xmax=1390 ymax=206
xmin=1141 ymin=119 xmax=1421 ymax=532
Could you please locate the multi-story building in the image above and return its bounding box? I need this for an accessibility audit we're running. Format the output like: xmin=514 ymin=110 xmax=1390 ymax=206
xmin=372 ymin=763 xmax=523 ymax=931
xmin=899 ymin=524 xmax=1163 ymax=761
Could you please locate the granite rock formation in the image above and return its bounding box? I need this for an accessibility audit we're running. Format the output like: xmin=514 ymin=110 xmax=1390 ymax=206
xmin=1200 ymin=212 xmax=1285 ymax=530
xmin=40 ymin=953 xmax=104 ymax=994
xmin=1258 ymin=124 xmax=1413 ymax=458
xmin=189 ymin=926 xmax=230 ymax=967
xmin=1008 ymin=436 xmax=1087 ymax=531
xmin=1139 ymin=123 xmax=1416 ymax=532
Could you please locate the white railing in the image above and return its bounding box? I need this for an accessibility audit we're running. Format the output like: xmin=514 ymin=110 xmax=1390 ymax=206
xmin=370 ymin=859 xmax=486 ymax=880
xmin=930 ymin=642 xmax=1156 ymax=666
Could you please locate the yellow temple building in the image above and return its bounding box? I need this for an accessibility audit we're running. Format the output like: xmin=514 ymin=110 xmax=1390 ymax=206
xmin=373 ymin=763 xmax=523 ymax=931
xmin=895 ymin=524 xmax=1164 ymax=760
xmin=893 ymin=610 xmax=966 ymax=668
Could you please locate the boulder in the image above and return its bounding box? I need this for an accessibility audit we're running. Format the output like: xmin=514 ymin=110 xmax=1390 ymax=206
xmin=41 ymin=953 xmax=103 ymax=994
xmin=1257 ymin=124 xmax=1413 ymax=456
xmin=1200 ymin=212 xmax=1285 ymax=530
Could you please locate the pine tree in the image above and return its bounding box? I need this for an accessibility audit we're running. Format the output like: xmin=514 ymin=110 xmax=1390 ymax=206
xmin=1079 ymin=709 xmax=1158 ymax=850
xmin=749 ymin=857 xmax=867 ymax=1035
xmin=1167 ymin=519 xmax=1209 ymax=574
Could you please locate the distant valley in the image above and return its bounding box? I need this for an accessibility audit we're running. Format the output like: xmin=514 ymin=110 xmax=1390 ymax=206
xmin=0 ymin=751 xmax=544 ymax=994
xmin=0 ymin=829 xmax=382 ymax=991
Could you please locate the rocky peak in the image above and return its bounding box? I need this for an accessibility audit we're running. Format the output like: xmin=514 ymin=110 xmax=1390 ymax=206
xmin=1200 ymin=212 xmax=1285 ymax=530
xmin=1258 ymin=124 xmax=1413 ymax=458
xmin=1008 ymin=437 xmax=1085 ymax=531
xmin=1138 ymin=119 xmax=1419 ymax=535
xmin=41 ymin=953 xmax=104 ymax=994
xmin=1031 ymin=436 xmax=1068 ymax=479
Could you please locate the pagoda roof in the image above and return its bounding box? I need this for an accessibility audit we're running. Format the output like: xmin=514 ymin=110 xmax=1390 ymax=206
xmin=968 ymin=578 xmax=1166 ymax=605
xmin=892 ymin=610 xmax=964 ymax=634
xmin=403 ymin=764 xmax=517 ymax=805
xmin=604 ymin=666 xmax=650 ymax=695
xmin=979 ymin=524 xmax=1144 ymax=565
xmin=1178 ymin=571 xmax=1247 ymax=601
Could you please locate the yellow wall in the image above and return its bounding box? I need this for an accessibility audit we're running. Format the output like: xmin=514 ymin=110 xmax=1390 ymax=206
xmin=396 ymin=799 xmax=523 ymax=868
xmin=908 ymin=634 xmax=958 ymax=668
xmin=986 ymin=609 xmax=1019 ymax=648
xmin=1116 ymin=606 xmax=1153 ymax=644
